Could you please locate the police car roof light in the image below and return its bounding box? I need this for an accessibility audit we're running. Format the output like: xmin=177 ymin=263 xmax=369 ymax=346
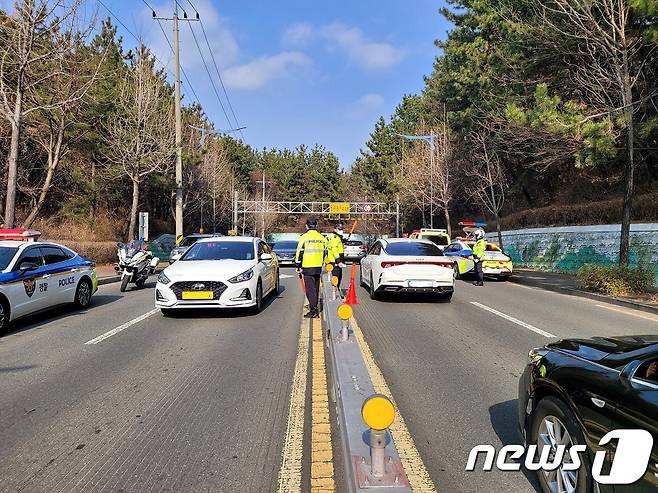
xmin=0 ymin=229 xmax=42 ymax=241
xmin=458 ymin=221 xmax=487 ymax=228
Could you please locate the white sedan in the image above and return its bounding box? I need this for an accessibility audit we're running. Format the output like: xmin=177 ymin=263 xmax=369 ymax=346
xmin=155 ymin=236 xmax=279 ymax=315
xmin=359 ymin=238 xmax=455 ymax=302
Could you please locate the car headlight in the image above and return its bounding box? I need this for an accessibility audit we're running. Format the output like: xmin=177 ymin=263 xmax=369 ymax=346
xmin=157 ymin=272 xmax=171 ymax=284
xmin=229 ymin=268 xmax=254 ymax=283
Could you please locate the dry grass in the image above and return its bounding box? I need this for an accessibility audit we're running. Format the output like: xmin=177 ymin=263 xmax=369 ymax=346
xmin=32 ymin=211 xmax=126 ymax=242
xmin=500 ymin=192 xmax=658 ymax=229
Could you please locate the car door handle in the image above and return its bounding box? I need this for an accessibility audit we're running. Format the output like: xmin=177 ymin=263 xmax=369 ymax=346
xmin=591 ymin=397 xmax=606 ymax=408
xmin=42 ymin=274 xmax=51 ymax=279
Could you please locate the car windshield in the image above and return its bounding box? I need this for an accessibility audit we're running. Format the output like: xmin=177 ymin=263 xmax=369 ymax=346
xmin=384 ymin=242 xmax=443 ymax=256
xmin=182 ymin=241 xmax=255 ymax=261
xmin=181 ymin=236 xmax=203 ymax=247
xmin=272 ymin=240 xmax=298 ymax=250
xmin=425 ymin=235 xmax=449 ymax=246
xmin=0 ymin=246 xmax=18 ymax=270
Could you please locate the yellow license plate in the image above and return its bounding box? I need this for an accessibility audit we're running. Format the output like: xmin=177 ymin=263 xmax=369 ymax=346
xmin=181 ymin=291 xmax=214 ymax=300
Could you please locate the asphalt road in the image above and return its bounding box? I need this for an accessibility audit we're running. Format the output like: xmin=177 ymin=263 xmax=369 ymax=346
xmin=0 ymin=274 xmax=305 ymax=493
xmin=351 ymin=273 xmax=658 ymax=493
xmin=2 ymin=268 xmax=657 ymax=493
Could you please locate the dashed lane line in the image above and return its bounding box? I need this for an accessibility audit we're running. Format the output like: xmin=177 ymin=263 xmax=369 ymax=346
xmin=84 ymin=309 xmax=159 ymax=345
xmin=310 ymin=316 xmax=334 ymax=492
xmin=350 ymin=314 xmax=438 ymax=492
xmin=277 ymin=308 xmax=310 ymax=492
xmin=470 ymin=302 xmax=555 ymax=338
xmin=595 ymin=303 xmax=658 ymax=322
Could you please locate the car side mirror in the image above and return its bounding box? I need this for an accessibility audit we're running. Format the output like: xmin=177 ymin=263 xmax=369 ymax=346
xmin=620 ymin=360 xmax=643 ymax=388
xmin=260 ymin=253 xmax=273 ymax=261
xmin=19 ymin=262 xmax=38 ymax=274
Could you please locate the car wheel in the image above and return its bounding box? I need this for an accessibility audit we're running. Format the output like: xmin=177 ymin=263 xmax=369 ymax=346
xmin=74 ymin=278 xmax=93 ymax=308
xmin=531 ymin=396 xmax=592 ymax=493
xmin=120 ymin=276 xmax=130 ymax=292
xmin=0 ymin=297 xmax=9 ymax=333
xmin=453 ymin=263 xmax=461 ymax=280
xmin=253 ymin=280 xmax=263 ymax=313
xmin=369 ymin=273 xmax=378 ymax=300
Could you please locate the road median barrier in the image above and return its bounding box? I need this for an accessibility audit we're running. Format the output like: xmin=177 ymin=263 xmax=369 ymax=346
xmin=321 ymin=272 xmax=412 ymax=492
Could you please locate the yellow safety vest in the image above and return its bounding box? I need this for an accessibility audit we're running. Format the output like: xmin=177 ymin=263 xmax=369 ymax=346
xmin=473 ymin=239 xmax=487 ymax=258
xmin=296 ymin=230 xmax=334 ymax=268
xmin=327 ymin=233 xmax=344 ymax=259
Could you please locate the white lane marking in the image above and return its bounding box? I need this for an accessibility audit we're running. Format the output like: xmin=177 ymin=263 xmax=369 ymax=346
xmin=470 ymin=301 xmax=556 ymax=338
xmin=84 ymin=309 xmax=159 ymax=345
xmin=595 ymin=303 xmax=658 ymax=322
xmin=280 ymin=274 xmax=295 ymax=279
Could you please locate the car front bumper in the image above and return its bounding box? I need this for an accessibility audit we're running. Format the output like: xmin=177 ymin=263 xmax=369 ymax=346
xmin=154 ymin=280 xmax=257 ymax=308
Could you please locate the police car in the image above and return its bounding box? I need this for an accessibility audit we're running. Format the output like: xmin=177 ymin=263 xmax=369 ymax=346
xmin=0 ymin=229 xmax=98 ymax=332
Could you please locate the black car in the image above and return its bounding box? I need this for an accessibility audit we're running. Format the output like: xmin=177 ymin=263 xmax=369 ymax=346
xmin=270 ymin=240 xmax=298 ymax=266
xmin=519 ymin=335 xmax=658 ymax=493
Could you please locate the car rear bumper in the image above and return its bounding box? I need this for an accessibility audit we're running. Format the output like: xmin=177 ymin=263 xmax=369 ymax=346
xmin=378 ymin=284 xmax=454 ymax=294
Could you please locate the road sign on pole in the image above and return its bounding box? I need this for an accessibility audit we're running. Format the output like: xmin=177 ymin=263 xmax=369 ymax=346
xmin=138 ymin=212 xmax=149 ymax=242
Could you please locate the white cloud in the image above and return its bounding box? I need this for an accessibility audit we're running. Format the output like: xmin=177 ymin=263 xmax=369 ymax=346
xmin=282 ymin=23 xmax=314 ymax=46
xmin=284 ymin=22 xmax=404 ymax=70
xmin=223 ymin=52 xmax=310 ymax=90
xmin=357 ymin=93 xmax=385 ymax=108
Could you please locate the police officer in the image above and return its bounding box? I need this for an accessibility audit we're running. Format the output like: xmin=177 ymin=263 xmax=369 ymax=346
xmin=472 ymin=229 xmax=487 ymax=286
xmin=295 ymin=217 xmax=334 ymax=318
xmin=327 ymin=223 xmax=346 ymax=289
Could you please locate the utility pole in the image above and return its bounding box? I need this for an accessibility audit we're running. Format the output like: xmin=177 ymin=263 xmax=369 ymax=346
xmin=173 ymin=1 xmax=183 ymax=241
xmin=261 ymin=172 xmax=266 ymax=238
xmin=152 ymin=3 xmax=199 ymax=242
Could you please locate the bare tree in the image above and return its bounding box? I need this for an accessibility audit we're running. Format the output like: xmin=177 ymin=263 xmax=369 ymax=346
xmin=104 ymin=46 xmax=175 ymax=240
xmin=467 ymin=130 xmax=507 ymax=248
xmin=396 ymin=124 xmax=453 ymax=236
xmin=534 ymin=0 xmax=658 ymax=265
xmin=0 ymin=0 xmax=88 ymax=227
xmin=201 ymin=138 xmax=234 ymax=232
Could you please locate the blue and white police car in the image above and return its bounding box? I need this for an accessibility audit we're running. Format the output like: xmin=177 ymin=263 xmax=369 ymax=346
xmin=0 ymin=229 xmax=98 ymax=332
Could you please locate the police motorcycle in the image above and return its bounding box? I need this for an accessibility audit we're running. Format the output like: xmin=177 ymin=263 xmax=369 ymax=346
xmin=115 ymin=240 xmax=159 ymax=292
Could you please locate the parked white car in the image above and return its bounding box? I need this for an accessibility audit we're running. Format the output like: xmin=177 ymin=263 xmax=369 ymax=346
xmin=359 ymin=238 xmax=455 ymax=302
xmin=155 ymin=236 xmax=279 ymax=315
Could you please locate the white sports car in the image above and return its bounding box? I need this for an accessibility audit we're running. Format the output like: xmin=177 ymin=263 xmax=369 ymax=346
xmin=155 ymin=236 xmax=279 ymax=315
xmin=360 ymin=238 xmax=455 ymax=301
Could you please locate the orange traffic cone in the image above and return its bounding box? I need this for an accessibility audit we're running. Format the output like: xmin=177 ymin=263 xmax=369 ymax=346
xmin=345 ymin=263 xmax=358 ymax=305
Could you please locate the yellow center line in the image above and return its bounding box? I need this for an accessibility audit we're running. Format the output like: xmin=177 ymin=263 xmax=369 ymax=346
xmin=350 ymin=314 xmax=438 ymax=492
xmin=595 ymin=303 xmax=658 ymax=322
xmin=310 ymin=316 xmax=335 ymax=492
xmin=277 ymin=309 xmax=310 ymax=493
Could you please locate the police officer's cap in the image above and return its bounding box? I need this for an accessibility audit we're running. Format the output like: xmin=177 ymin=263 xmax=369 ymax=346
xmin=306 ymin=217 xmax=318 ymax=228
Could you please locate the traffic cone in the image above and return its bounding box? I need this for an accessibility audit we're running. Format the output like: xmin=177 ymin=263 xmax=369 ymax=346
xmin=345 ymin=263 xmax=358 ymax=305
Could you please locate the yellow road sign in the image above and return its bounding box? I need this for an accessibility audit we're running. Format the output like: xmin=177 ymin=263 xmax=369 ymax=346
xmin=176 ymin=234 xmax=184 ymax=245
xmin=329 ymin=202 xmax=351 ymax=214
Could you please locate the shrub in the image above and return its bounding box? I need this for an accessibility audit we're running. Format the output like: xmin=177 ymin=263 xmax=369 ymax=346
xmin=578 ymin=264 xmax=654 ymax=296
xmin=54 ymin=241 xmax=118 ymax=264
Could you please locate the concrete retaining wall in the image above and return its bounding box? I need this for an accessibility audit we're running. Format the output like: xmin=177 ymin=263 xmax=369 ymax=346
xmin=486 ymin=223 xmax=658 ymax=286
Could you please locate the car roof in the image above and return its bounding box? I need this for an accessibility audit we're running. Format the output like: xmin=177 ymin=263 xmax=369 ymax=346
xmin=382 ymin=238 xmax=437 ymax=246
xmin=196 ymin=236 xmax=256 ymax=243
xmin=0 ymin=240 xmax=25 ymax=248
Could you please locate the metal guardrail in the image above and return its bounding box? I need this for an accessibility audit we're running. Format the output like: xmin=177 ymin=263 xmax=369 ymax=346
xmin=321 ymin=274 xmax=412 ymax=492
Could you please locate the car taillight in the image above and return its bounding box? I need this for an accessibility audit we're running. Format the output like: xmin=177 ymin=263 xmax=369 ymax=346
xmin=381 ymin=261 xmax=453 ymax=269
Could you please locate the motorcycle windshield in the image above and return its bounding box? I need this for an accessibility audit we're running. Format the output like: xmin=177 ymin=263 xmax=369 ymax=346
xmin=124 ymin=240 xmax=143 ymax=258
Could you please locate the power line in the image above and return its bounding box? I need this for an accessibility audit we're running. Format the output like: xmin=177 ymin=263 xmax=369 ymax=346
xmin=181 ymin=0 xmax=245 ymax=141
xmin=186 ymin=20 xmax=234 ymax=131
xmin=199 ymin=20 xmax=244 ymax=140
xmin=97 ymin=0 xmax=201 ymax=108
xmin=155 ymin=18 xmax=202 ymax=108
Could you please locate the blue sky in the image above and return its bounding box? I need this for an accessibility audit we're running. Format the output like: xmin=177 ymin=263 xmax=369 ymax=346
xmin=7 ymin=0 xmax=454 ymax=168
